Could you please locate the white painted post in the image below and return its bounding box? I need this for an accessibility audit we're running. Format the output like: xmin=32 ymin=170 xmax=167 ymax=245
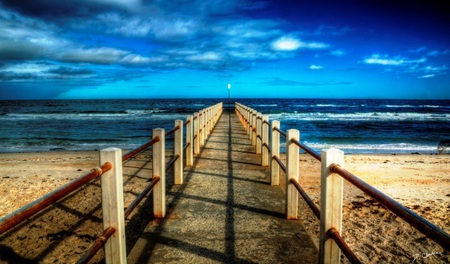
xmin=262 ymin=115 xmax=269 ymax=166
xmin=174 ymin=120 xmax=184 ymax=185
xmin=251 ymin=111 xmax=257 ymax=146
xmin=199 ymin=111 xmax=205 ymax=146
xmin=153 ymin=128 xmax=166 ymax=218
xmin=271 ymin=120 xmax=280 ymax=185
xmin=194 ymin=112 xmax=200 ymax=155
xmin=256 ymin=112 xmax=262 ymax=155
xmin=246 ymin=110 xmax=251 ymax=137
xmin=100 ymin=148 xmax=126 ymax=264
xmin=286 ymin=129 xmax=299 ymax=220
xmin=186 ymin=115 xmax=193 ymax=166
xmin=319 ymin=148 xmax=344 ymax=264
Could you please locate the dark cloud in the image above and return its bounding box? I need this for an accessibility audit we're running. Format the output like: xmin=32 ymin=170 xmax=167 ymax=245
xmin=47 ymin=66 xmax=93 ymax=76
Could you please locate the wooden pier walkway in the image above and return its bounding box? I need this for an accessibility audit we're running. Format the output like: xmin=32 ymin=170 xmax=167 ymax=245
xmin=128 ymin=108 xmax=318 ymax=263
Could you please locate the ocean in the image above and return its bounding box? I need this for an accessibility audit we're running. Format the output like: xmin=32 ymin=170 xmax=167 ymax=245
xmin=0 ymin=99 xmax=449 ymax=154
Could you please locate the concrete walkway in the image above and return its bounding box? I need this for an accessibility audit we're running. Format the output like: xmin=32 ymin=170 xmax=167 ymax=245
xmin=127 ymin=108 xmax=318 ymax=263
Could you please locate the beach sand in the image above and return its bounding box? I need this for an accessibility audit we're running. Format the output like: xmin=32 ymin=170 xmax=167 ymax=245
xmin=0 ymin=151 xmax=449 ymax=263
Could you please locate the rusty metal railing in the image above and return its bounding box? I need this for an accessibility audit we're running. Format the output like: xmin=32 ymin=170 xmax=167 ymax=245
xmin=235 ymin=101 xmax=450 ymax=263
xmin=77 ymin=226 xmax=116 ymax=264
xmin=0 ymin=162 xmax=112 ymax=235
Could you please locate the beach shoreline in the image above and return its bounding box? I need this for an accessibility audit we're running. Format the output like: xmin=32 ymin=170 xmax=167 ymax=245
xmin=0 ymin=151 xmax=449 ymax=263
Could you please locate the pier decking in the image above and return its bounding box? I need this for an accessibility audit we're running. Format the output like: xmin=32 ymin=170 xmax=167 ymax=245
xmin=127 ymin=108 xmax=318 ymax=263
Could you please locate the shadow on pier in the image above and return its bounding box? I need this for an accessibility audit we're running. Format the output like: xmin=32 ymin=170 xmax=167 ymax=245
xmin=127 ymin=109 xmax=318 ymax=263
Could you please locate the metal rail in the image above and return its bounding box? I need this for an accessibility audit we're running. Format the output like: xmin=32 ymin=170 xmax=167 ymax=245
xmin=291 ymin=138 xmax=321 ymax=161
xmin=272 ymin=155 xmax=286 ymax=173
xmin=166 ymin=125 xmax=180 ymax=137
xmin=77 ymin=226 xmax=116 ymax=264
xmin=289 ymin=178 xmax=320 ymax=220
xmin=165 ymin=154 xmax=180 ymax=173
xmin=124 ymin=176 xmax=161 ymax=218
xmin=327 ymin=228 xmax=362 ymax=264
xmin=0 ymin=162 xmax=112 ymax=235
xmin=122 ymin=137 xmax=160 ymax=162
xmin=273 ymin=127 xmax=286 ymax=137
xmin=331 ymin=164 xmax=450 ymax=251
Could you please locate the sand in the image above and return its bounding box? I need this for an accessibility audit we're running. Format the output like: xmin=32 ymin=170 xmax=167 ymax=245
xmin=0 ymin=151 xmax=449 ymax=263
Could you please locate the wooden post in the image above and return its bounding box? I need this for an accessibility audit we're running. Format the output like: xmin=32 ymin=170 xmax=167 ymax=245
xmin=100 ymin=148 xmax=126 ymax=264
xmin=199 ymin=111 xmax=205 ymax=146
xmin=262 ymin=115 xmax=269 ymax=167
xmin=256 ymin=112 xmax=262 ymax=155
xmin=286 ymin=129 xmax=299 ymax=220
xmin=319 ymin=148 xmax=344 ymax=264
xmin=153 ymin=128 xmax=166 ymax=218
xmin=186 ymin=115 xmax=193 ymax=166
xmin=194 ymin=112 xmax=200 ymax=155
xmin=246 ymin=109 xmax=251 ymax=136
xmin=271 ymin=120 xmax=280 ymax=185
xmin=251 ymin=111 xmax=257 ymax=146
xmin=174 ymin=120 xmax=184 ymax=185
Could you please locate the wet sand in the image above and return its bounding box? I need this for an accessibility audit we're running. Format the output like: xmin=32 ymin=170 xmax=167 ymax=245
xmin=0 ymin=151 xmax=449 ymax=263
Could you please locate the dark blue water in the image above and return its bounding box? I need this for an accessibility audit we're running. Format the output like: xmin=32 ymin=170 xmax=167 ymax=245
xmin=0 ymin=99 xmax=449 ymax=154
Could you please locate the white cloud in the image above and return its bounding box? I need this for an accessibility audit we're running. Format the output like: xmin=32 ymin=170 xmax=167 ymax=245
xmin=309 ymin=65 xmax=323 ymax=70
xmin=186 ymin=52 xmax=222 ymax=61
xmin=271 ymin=36 xmax=329 ymax=51
xmin=418 ymin=74 xmax=435 ymax=78
xmin=363 ymin=54 xmax=427 ymax=66
xmin=331 ymin=49 xmax=346 ymax=56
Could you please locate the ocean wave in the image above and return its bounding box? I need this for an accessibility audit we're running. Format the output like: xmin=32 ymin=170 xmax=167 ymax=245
xmin=268 ymin=112 xmax=450 ymax=122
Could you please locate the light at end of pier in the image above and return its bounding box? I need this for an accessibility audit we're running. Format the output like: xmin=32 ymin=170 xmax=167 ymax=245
xmin=228 ymin=84 xmax=231 ymax=89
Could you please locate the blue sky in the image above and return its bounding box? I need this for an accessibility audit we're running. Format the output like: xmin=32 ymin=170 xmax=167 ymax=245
xmin=0 ymin=0 xmax=449 ymax=99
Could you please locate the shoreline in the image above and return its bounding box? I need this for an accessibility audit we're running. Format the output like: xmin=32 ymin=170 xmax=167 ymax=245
xmin=0 ymin=151 xmax=449 ymax=263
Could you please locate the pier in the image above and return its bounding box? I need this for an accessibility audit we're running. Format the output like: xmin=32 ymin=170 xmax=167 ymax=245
xmin=127 ymin=107 xmax=317 ymax=263
xmin=1 ymin=102 xmax=449 ymax=264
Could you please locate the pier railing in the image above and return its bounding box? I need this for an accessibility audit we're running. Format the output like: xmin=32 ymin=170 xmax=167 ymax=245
xmin=235 ymin=102 xmax=450 ymax=264
xmin=0 ymin=102 xmax=223 ymax=264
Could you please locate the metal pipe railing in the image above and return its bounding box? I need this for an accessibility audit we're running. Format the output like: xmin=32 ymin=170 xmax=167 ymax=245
xmin=332 ymin=164 xmax=450 ymax=251
xmin=124 ymin=176 xmax=161 ymax=218
xmin=166 ymin=125 xmax=180 ymax=137
xmin=291 ymin=138 xmax=321 ymax=161
xmin=327 ymin=228 xmax=362 ymax=264
xmin=273 ymin=127 xmax=286 ymax=138
xmin=77 ymin=226 xmax=116 ymax=264
xmin=165 ymin=154 xmax=180 ymax=173
xmin=122 ymin=137 xmax=160 ymax=162
xmin=0 ymin=162 xmax=112 ymax=235
xmin=272 ymin=155 xmax=286 ymax=173
xmin=289 ymin=178 xmax=320 ymax=220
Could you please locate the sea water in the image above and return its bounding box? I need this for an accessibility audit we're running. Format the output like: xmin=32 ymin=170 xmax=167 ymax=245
xmin=0 ymin=99 xmax=448 ymax=154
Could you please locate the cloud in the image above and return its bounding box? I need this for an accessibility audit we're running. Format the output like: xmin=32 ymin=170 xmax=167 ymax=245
xmin=330 ymin=49 xmax=346 ymax=56
xmin=309 ymin=65 xmax=324 ymax=70
xmin=363 ymin=54 xmax=427 ymax=66
xmin=0 ymin=62 xmax=93 ymax=81
xmin=263 ymin=77 xmax=352 ymax=86
xmin=271 ymin=36 xmax=329 ymax=51
xmin=418 ymin=74 xmax=435 ymax=79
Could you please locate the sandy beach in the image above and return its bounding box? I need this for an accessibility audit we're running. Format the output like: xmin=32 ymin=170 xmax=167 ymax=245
xmin=0 ymin=151 xmax=449 ymax=263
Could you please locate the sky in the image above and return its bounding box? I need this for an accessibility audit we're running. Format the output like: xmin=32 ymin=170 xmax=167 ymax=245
xmin=0 ymin=0 xmax=449 ymax=100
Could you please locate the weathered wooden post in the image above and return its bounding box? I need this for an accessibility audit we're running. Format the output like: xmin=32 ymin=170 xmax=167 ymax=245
xmin=153 ymin=128 xmax=166 ymax=218
xmin=186 ymin=115 xmax=193 ymax=166
xmin=174 ymin=120 xmax=184 ymax=185
xmin=251 ymin=111 xmax=257 ymax=146
xmin=262 ymin=115 xmax=269 ymax=167
xmin=199 ymin=111 xmax=205 ymax=146
xmin=271 ymin=120 xmax=280 ymax=185
xmin=100 ymin=148 xmax=126 ymax=264
xmin=256 ymin=112 xmax=262 ymax=154
xmin=319 ymin=148 xmax=344 ymax=264
xmin=194 ymin=112 xmax=200 ymax=155
xmin=286 ymin=129 xmax=299 ymax=219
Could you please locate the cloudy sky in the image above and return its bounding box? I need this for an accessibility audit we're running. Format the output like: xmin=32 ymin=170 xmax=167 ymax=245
xmin=0 ymin=0 xmax=449 ymax=99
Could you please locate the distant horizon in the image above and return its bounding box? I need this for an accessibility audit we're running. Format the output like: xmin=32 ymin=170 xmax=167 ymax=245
xmin=2 ymin=97 xmax=450 ymax=101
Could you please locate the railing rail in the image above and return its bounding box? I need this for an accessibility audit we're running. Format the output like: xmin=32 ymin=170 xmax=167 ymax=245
xmin=0 ymin=102 xmax=223 ymax=264
xmin=234 ymin=102 xmax=450 ymax=263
